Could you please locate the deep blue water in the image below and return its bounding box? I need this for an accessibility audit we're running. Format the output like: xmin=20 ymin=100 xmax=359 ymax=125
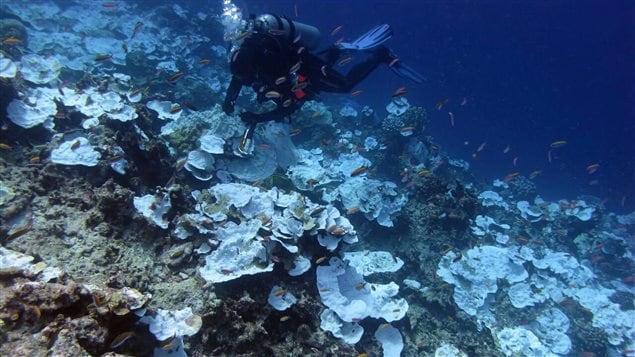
xmin=230 ymin=0 xmax=634 ymax=212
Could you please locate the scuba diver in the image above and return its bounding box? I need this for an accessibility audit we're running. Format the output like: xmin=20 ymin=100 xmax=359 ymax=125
xmin=222 ymin=14 xmax=424 ymax=156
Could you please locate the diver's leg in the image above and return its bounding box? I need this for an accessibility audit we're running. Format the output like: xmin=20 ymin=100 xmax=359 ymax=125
xmin=320 ymin=46 xmax=389 ymax=93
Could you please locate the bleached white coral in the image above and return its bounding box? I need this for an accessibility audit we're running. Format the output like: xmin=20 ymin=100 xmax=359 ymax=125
xmin=267 ymin=285 xmax=296 ymax=311
xmin=199 ymin=220 xmax=273 ymax=283
xmin=343 ymin=251 xmax=404 ymax=276
xmin=0 ymin=56 xmax=17 ymax=78
xmin=50 ymin=137 xmax=101 ymax=167
xmin=437 ymin=246 xmax=528 ymax=316
xmin=375 ymin=324 xmax=404 ymax=357
xmin=140 ymin=308 xmax=202 ymax=341
xmin=19 ymin=53 xmax=61 ymax=84
xmin=133 ymin=193 xmax=171 ymax=229
xmin=147 ymin=100 xmax=182 ymax=120
xmin=316 ymin=257 xmax=408 ymax=323
xmin=7 ymin=89 xmax=57 ymax=129
xmin=319 ymin=308 xmax=364 ymax=344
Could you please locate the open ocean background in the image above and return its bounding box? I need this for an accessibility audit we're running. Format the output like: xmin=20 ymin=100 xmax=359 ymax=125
xmin=222 ymin=0 xmax=635 ymax=212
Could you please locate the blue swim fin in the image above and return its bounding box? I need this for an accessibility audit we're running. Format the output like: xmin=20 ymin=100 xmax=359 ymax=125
xmin=389 ymin=59 xmax=425 ymax=84
xmin=337 ymin=24 xmax=393 ymax=50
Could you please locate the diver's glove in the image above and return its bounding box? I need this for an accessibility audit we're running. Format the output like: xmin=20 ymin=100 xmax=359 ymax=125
xmin=222 ymin=100 xmax=235 ymax=115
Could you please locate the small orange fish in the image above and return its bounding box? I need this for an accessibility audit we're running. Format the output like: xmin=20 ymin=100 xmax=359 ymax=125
xmin=550 ymin=140 xmax=567 ymax=148
xmin=275 ymin=76 xmax=287 ymax=85
xmin=175 ymin=158 xmax=187 ymax=171
xmin=435 ymin=98 xmax=449 ymax=110
xmin=165 ymin=175 xmax=176 ymax=187
xmin=235 ymin=31 xmax=250 ymax=42
xmin=161 ymin=336 xmax=176 ymax=350
xmin=251 ymin=180 xmax=263 ymax=187
xmin=32 ymin=305 xmax=41 ymax=319
xmin=102 ymin=2 xmax=119 ymax=8
xmin=351 ymin=90 xmax=363 ymax=97
xmin=198 ymin=58 xmax=211 ymax=65
xmin=259 ymin=143 xmax=270 ymax=149
xmin=0 ymin=143 xmax=12 ymax=150
xmin=2 ymin=37 xmax=22 ymax=45
xmin=181 ymin=102 xmax=198 ymax=111
xmin=110 ymin=331 xmax=134 ymax=349
xmin=392 ymin=87 xmax=407 ymax=97
xmin=332 ymin=228 xmax=346 ymax=235
xmin=380 ymin=323 xmax=390 ymax=329
xmin=346 ymin=206 xmax=359 ymax=214
xmin=441 ymin=246 xmax=453 ymax=254
xmin=310 ymin=206 xmax=326 ymax=217
xmin=354 ymin=282 xmax=366 ymax=290
xmin=338 ymin=56 xmax=353 ymax=66
xmin=166 ymin=71 xmax=186 ymax=83
xmin=453 ymin=252 xmax=463 ymax=262
xmin=232 ymin=50 xmax=240 ymax=62
xmin=289 ymin=61 xmax=301 ymax=74
xmin=131 ymin=21 xmax=143 ymax=39
xmin=586 ymin=163 xmax=600 ymax=174
xmin=279 ymin=315 xmax=291 ymax=322
xmin=350 ymin=165 xmax=368 ymax=177
xmin=503 ymin=172 xmax=520 ymax=183
xmin=130 ymin=87 xmax=143 ymax=97
xmin=265 ymin=91 xmax=281 ymax=99
xmin=392 ymin=308 xmax=401 ymax=312
xmin=290 ymin=128 xmax=301 ymax=136
xmin=71 ymin=140 xmax=81 ymax=150
xmin=260 ymin=215 xmax=272 ymax=225
xmin=400 ymin=126 xmax=415 ymax=136
xmin=29 ymin=156 xmax=41 ymax=164
xmin=315 ymin=256 xmax=327 ymax=264
xmin=274 ymin=288 xmax=286 ymax=296
xmin=94 ymin=53 xmax=112 ymax=61
xmin=330 ymin=25 xmax=343 ymax=36
xmin=528 ymin=170 xmax=542 ymax=179
xmin=417 ymin=169 xmax=430 ymax=176
xmin=320 ymin=65 xmax=328 ymax=76
xmin=169 ymin=105 xmax=182 ymax=114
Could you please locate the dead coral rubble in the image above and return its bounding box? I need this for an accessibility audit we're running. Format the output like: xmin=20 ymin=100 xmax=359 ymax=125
xmin=0 ymin=248 xmax=153 ymax=356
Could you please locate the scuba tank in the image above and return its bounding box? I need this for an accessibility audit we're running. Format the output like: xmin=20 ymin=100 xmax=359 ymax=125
xmin=253 ymin=14 xmax=321 ymax=50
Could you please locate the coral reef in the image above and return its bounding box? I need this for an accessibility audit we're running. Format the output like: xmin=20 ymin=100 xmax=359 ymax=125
xmin=0 ymin=1 xmax=632 ymax=356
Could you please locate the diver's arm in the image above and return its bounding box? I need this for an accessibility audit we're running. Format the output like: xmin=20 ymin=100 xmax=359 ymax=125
xmin=222 ymin=76 xmax=243 ymax=114
xmin=241 ymin=104 xmax=296 ymax=124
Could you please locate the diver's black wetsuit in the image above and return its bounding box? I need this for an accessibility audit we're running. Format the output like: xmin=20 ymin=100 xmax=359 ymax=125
xmin=223 ymin=31 xmax=389 ymax=124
